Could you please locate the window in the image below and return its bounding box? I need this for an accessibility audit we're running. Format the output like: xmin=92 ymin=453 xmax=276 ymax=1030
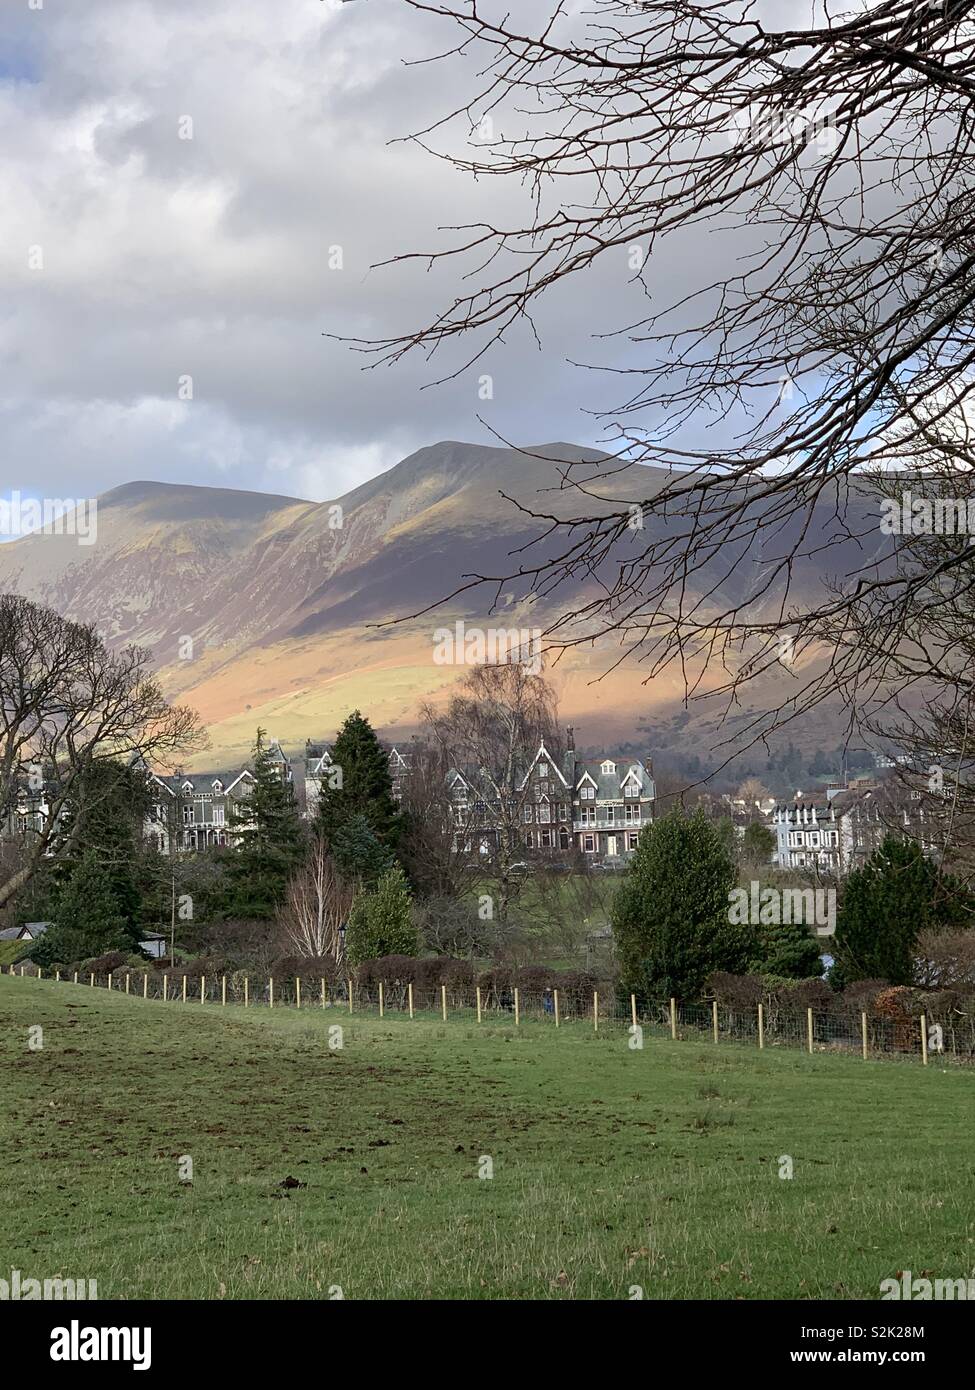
xmin=624 ymin=783 xmax=639 ymax=798
xmin=580 ymin=807 xmax=595 ymax=826
xmin=628 ymin=832 xmax=639 ymax=851
xmin=559 ymin=829 xmax=570 ymax=850
xmin=182 ymin=805 xmax=195 ymax=826
xmin=558 ymin=803 xmax=567 ymax=821
xmin=583 ymin=834 xmax=595 ymax=852
xmin=525 ymin=831 xmax=534 ymax=849
xmin=523 ymin=805 xmax=533 ymax=823
xmin=538 ymin=762 xmax=549 ymax=778
xmin=214 ymin=805 xmax=225 ymax=827
xmin=580 ymin=784 xmax=595 ymax=800
xmin=539 ymin=804 xmax=551 ymax=824
xmin=601 ymin=760 xmax=616 ymax=774
xmin=541 ymin=829 xmax=553 ymax=848
xmin=605 ymin=806 xmax=614 ymax=825
xmin=625 ymin=804 xmax=641 ymax=824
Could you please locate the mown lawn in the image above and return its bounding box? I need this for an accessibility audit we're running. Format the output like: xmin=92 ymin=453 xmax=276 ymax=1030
xmin=1 ymin=975 xmax=972 ymax=1299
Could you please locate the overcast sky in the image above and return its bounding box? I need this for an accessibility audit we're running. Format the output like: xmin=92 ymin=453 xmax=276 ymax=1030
xmin=1 ymin=0 xmax=694 ymax=512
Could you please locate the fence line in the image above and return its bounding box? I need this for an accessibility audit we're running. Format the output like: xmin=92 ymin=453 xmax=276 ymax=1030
xmin=6 ymin=961 xmax=973 ymax=1067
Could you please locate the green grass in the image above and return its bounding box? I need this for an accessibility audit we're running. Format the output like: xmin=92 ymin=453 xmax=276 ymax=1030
xmin=1 ymin=975 xmax=972 ymax=1300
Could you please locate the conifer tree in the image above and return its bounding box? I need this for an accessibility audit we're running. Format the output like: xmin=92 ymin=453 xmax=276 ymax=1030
xmin=315 ymin=711 xmax=402 ymax=852
xmin=613 ymin=808 xmax=747 ymax=1003
xmin=832 ymin=835 xmax=967 ymax=988
xmin=33 ymin=850 xmax=140 ymax=965
xmin=223 ymin=729 xmax=305 ymax=918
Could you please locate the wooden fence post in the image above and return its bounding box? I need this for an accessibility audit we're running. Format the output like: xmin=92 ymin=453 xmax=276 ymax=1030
xmin=861 ymin=1011 xmax=868 ymax=1061
xmin=475 ymin=985 xmax=482 ymax=1024
xmin=107 ymin=972 xmax=112 ymax=991
xmin=514 ymin=988 xmax=520 ymax=1027
xmin=553 ymin=988 xmax=560 ymax=1028
xmin=593 ymin=990 xmax=599 ymax=1032
xmin=757 ymin=1002 xmax=765 ymax=1049
xmin=379 ymin=982 xmax=385 ymax=1018
xmin=56 ymin=970 xmax=61 ymax=983
xmin=244 ymin=976 xmax=249 ymax=1008
xmin=125 ymin=974 xmax=130 ymax=995
xmin=631 ymin=994 xmax=637 ymax=1029
xmin=321 ymin=978 xmax=326 ymax=1009
xmin=712 ymin=999 xmax=719 ymax=1044
xmin=269 ymin=977 xmax=274 ymax=1009
xmin=201 ymin=975 xmax=206 ymax=1004
xmin=920 ymin=1013 xmax=928 ymax=1067
xmin=669 ymin=997 xmax=677 ymax=1041
xmin=348 ymin=979 xmax=353 ymax=1013
xmin=441 ymin=984 xmax=447 ymax=1022
xmin=181 ymin=975 xmax=186 ymax=1004
xmin=163 ymin=974 xmax=168 ymax=1002
xmin=222 ymin=975 xmax=227 ymax=1007
xmin=90 ymin=973 xmax=94 ymax=988
xmin=296 ymin=977 xmax=301 ymax=1010
xmin=807 ymin=1007 xmax=813 ymax=1054
xmin=144 ymin=973 xmax=148 ymax=1000
xmin=408 ymin=982 xmax=414 ymax=1019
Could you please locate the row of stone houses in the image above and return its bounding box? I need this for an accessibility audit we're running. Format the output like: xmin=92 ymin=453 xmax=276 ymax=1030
xmin=142 ymin=738 xmax=415 ymax=855
xmin=143 ymin=728 xmax=657 ymax=864
xmin=447 ymin=727 xmax=656 ymax=861
xmin=771 ymin=782 xmax=942 ymax=874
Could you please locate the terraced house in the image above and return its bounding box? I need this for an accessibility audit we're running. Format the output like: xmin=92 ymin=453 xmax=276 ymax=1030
xmin=145 ymin=738 xmax=413 ymax=853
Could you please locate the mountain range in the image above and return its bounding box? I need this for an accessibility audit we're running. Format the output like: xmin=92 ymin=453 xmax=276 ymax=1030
xmin=0 ymin=441 xmax=881 ymax=771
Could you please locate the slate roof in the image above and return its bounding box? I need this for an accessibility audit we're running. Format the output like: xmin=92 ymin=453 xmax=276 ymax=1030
xmin=572 ymin=757 xmax=655 ymax=800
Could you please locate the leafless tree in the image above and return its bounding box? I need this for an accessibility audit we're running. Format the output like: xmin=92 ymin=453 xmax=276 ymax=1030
xmin=353 ymin=0 xmax=975 ymax=758
xmin=280 ymin=834 xmax=354 ymax=959
xmin=418 ymin=662 xmax=560 ymax=922
xmin=0 ymin=594 xmax=202 ymax=909
xmin=398 ymin=743 xmax=484 ymax=898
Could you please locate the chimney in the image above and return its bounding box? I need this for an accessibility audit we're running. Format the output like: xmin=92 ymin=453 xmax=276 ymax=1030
xmin=566 ymin=725 xmax=575 ymax=751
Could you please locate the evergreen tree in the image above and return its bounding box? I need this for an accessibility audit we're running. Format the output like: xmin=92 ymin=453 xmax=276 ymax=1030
xmin=751 ymin=917 xmax=823 ymax=979
xmin=33 ymin=850 xmax=141 ymax=965
xmin=316 ymin=711 xmax=402 ymax=852
xmin=49 ymin=760 xmax=147 ymax=924
xmin=741 ymin=822 xmax=776 ymax=866
xmin=223 ymin=729 xmax=305 ymax=918
xmin=330 ymin=812 xmax=395 ymax=889
xmin=613 ymin=808 xmax=749 ymax=1003
xmin=345 ymin=865 xmax=416 ymax=966
xmin=832 ymin=835 xmax=966 ymax=987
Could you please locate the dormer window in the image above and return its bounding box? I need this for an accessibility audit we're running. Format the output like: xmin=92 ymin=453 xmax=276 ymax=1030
xmin=601 ymin=760 xmax=616 ymax=775
xmin=538 ymin=762 xmax=549 ymax=778
xmin=212 ymin=780 xmax=223 ymax=793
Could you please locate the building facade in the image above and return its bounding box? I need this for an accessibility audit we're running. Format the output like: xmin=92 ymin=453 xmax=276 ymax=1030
xmin=446 ymin=727 xmax=656 ymax=863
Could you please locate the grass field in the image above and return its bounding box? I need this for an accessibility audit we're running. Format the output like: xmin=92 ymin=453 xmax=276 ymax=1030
xmin=2 ymin=974 xmax=972 ymax=1300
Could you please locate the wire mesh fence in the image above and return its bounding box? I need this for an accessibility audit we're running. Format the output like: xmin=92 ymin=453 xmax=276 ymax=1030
xmin=6 ymin=961 xmax=973 ymax=1066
